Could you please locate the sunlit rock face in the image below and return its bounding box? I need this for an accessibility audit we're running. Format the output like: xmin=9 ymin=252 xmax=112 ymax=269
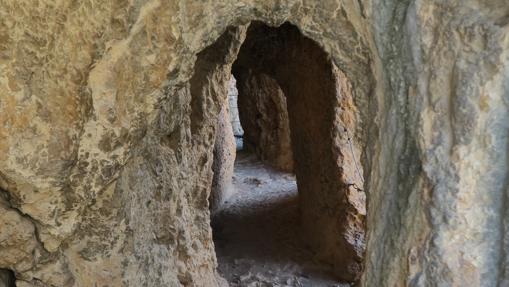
xmin=0 ymin=0 xmax=508 ymax=286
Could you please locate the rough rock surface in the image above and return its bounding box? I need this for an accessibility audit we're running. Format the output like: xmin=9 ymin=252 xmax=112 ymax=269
xmin=236 ymin=72 xmax=294 ymax=172
xmin=227 ymin=77 xmax=244 ymax=139
xmin=0 ymin=0 xmax=508 ymax=286
xmin=237 ymin=73 xmax=293 ymax=171
xmin=0 ymin=269 xmax=15 ymax=287
xmin=209 ymin=103 xmax=236 ymax=213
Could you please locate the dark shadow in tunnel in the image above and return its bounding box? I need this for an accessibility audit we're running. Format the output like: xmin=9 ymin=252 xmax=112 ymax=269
xmin=0 ymin=269 xmax=16 ymax=287
xmin=209 ymin=20 xmax=365 ymax=286
xmin=211 ymin=151 xmax=344 ymax=286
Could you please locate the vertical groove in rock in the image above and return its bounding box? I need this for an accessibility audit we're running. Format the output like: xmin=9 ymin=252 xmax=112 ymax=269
xmin=0 ymin=269 xmax=15 ymax=287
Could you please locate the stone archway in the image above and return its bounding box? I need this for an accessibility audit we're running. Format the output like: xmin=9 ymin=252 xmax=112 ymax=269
xmin=194 ymin=20 xmax=366 ymax=284
xmin=0 ymin=8 xmax=376 ymax=287
xmin=189 ymin=12 xmax=381 ymax=282
xmin=0 ymin=5 xmax=377 ymax=286
xmin=231 ymin=22 xmax=365 ymax=281
xmin=236 ymin=72 xmax=294 ymax=173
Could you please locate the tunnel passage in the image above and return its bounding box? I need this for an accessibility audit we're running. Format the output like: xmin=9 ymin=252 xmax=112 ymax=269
xmin=236 ymin=72 xmax=294 ymax=172
xmin=232 ymin=22 xmax=366 ymax=281
xmin=209 ymin=22 xmax=366 ymax=283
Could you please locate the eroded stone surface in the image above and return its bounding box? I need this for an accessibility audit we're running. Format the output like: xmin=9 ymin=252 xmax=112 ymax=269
xmin=210 ymin=102 xmax=236 ymax=213
xmin=227 ymin=77 xmax=244 ymax=139
xmin=0 ymin=196 xmax=38 ymax=272
xmin=236 ymin=72 xmax=294 ymax=172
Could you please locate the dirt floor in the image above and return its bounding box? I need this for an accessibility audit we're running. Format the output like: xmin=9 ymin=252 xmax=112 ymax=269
xmin=211 ymin=151 xmax=350 ymax=287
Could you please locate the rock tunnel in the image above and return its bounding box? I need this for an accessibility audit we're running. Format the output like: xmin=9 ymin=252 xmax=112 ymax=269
xmin=0 ymin=1 xmax=508 ymax=286
xmin=207 ymin=22 xmax=365 ymax=284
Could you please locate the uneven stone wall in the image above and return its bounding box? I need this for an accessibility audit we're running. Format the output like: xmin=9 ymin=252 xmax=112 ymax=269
xmin=235 ymin=72 xmax=294 ymax=172
xmin=364 ymin=1 xmax=509 ymax=286
xmin=0 ymin=0 xmax=508 ymax=286
xmin=227 ymin=77 xmax=244 ymax=139
xmin=0 ymin=3 xmax=248 ymax=283
xmin=209 ymin=103 xmax=236 ymax=213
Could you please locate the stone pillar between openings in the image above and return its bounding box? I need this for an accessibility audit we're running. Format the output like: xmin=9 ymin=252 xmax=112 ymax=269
xmin=209 ymin=103 xmax=236 ymax=213
xmin=236 ymin=72 xmax=294 ymax=172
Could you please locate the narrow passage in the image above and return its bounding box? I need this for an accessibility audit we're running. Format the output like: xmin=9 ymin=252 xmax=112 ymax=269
xmin=211 ymin=151 xmax=350 ymax=287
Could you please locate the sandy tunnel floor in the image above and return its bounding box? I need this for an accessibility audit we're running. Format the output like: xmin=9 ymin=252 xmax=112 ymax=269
xmin=211 ymin=151 xmax=350 ymax=287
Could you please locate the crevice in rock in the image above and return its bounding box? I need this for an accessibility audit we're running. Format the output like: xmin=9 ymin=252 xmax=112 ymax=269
xmin=0 ymin=269 xmax=15 ymax=287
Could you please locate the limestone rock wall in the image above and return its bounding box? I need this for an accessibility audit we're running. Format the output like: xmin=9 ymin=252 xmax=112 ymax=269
xmin=0 ymin=0 xmax=508 ymax=286
xmin=235 ymin=72 xmax=294 ymax=172
xmin=363 ymin=0 xmax=509 ymax=286
xmin=227 ymin=77 xmax=244 ymax=139
xmin=209 ymin=103 xmax=236 ymax=213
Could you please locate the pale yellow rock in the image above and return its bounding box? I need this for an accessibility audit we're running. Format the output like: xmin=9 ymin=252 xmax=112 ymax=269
xmin=0 ymin=201 xmax=38 ymax=271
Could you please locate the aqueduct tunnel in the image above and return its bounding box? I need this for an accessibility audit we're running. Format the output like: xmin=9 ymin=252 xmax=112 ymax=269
xmin=0 ymin=1 xmax=508 ymax=286
xmin=208 ymin=22 xmax=365 ymax=283
xmin=234 ymin=22 xmax=366 ymax=279
xmin=236 ymin=72 xmax=294 ymax=173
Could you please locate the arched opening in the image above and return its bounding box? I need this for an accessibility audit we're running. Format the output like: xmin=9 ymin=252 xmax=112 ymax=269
xmin=206 ymin=22 xmax=366 ymax=285
xmin=210 ymin=73 xmax=306 ymax=285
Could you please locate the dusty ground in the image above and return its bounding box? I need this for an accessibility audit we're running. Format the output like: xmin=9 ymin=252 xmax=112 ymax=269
xmin=211 ymin=151 xmax=350 ymax=287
